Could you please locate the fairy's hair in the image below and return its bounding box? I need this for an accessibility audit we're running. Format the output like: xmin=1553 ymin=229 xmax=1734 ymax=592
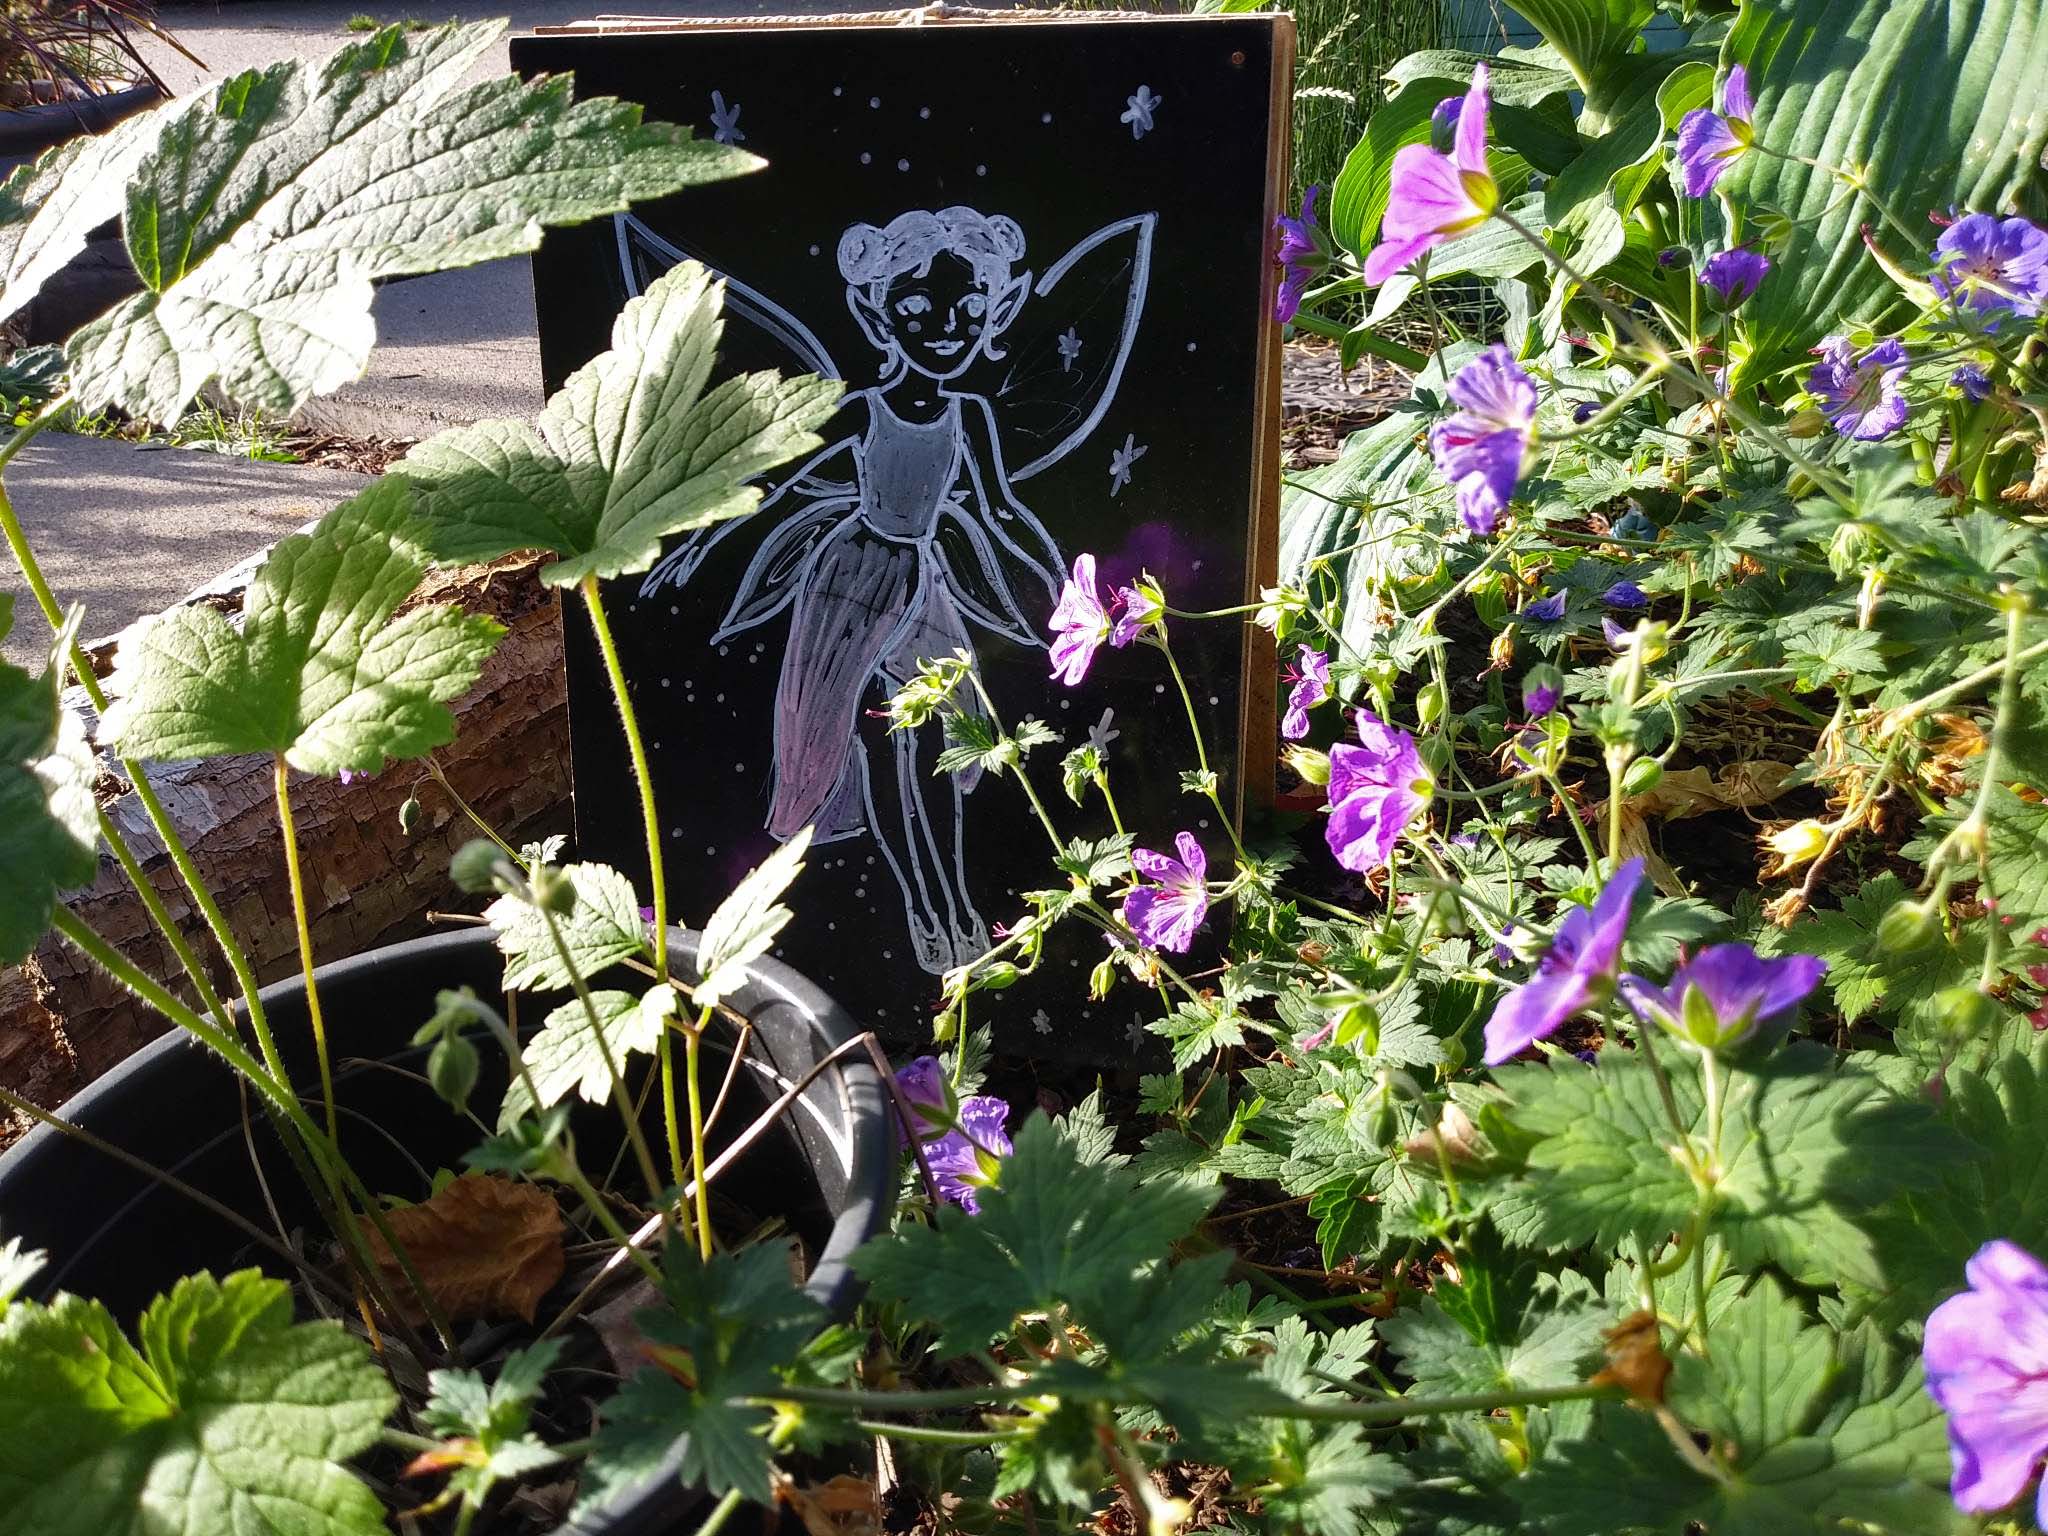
xmin=836 ymin=207 xmax=1028 ymax=302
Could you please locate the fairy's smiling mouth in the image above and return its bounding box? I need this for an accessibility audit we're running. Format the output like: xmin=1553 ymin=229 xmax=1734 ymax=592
xmin=925 ymin=339 xmax=966 ymax=356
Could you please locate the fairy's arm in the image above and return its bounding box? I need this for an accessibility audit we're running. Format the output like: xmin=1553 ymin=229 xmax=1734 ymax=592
xmin=958 ymin=395 xmax=1063 ymax=596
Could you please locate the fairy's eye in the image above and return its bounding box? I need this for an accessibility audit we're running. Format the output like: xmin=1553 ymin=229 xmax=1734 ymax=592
xmin=959 ymin=293 xmax=988 ymax=318
xmin=894 ymin=295 xmax=932 ymax=317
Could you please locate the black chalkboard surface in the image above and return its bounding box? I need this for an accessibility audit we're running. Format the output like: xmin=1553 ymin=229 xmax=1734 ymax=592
xmin=514 ymin=12 xmax=1288 ymax=1058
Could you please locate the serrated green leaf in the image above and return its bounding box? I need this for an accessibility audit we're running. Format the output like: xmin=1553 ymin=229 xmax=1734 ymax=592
xmin=854 ymin=1115 xmax=1217 ymax=1354
xmin=1488 ymin=1043 xmax=1961 ymax=1289
xmin=0 ymin=633 xmax=97 ymax=965
xmin=399 ymin=261 xmax=840 ymax=587
xmin=0 ymin=1270 xmax=396 ymax=1536
xmin=63 ymin=22 xmax=752 ymax=422
xmin=487 ymin=861 xmax=647 ymax=991
xmin=420 ymin=1339 xmax=565 ymax=1504
xmin=1770 ymin=872 xmax=1982 ymax=1029
xmin=695 ymin=828 xmax=809 ymax=1008
xmin=498 ymin=988 xmax=668 ymax=1129
xmin=100 ymin=478 xmax=502 ymax=776
xmin=0 ymin=104 xmax=165 ymax=325
xmin=1382 ymin=1280 xmax=1607 ymax=1401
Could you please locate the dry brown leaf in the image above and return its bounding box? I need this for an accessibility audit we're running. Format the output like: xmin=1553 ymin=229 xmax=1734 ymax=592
xmin=780 ymin=1472 xmax=880 ymax=1536
xmin=1597 ymin=761 xmax=1798 ymax=896
xmin=1590 ymin=1310 xmax=1672 ymax=1403
xmin=366 ymin=1173 xmax=565 ymax=1326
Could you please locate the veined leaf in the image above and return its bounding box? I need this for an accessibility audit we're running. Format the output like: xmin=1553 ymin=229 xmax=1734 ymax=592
xmin=1723 ymin=0 xmax=2048 ymax=377
xmin=0 ymin=104 xmax=165 ymax=326
xmin=0 ymin=1271 xmax=395 ymax=1536
xmin=0 ymin=616 xmax=97 ymax=965
xmin=696 ymin=829 xmax=811 ymax=1008
xmin=60 ymin=21 xmax=753 ymax=422
xmin=486 ymin=861 xmax=647 ymax=992
xmin=100 ymin=477 xmax=503 ymax=776
xmin=399 ymin=262 xmax=841 ymax=587
xmin=499 ymin=987 xmax=672 ymax=1129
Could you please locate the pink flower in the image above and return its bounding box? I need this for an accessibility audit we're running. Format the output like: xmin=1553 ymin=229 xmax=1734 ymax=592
xmin=1924 ymin=1240 xmax=2048 ymax=1525
xmin=1122 ymin=832 xmax=1210 ymax=953
xmin=1281 ymin=646 xmax=1330 ymax=740
xmin=1109 ymin=580 xmax=1162 ymax=648
xmin=1325 ymin=710 xmax=1431 ymax=872
xmin=1428 ymin=344 xmax=1537 ymax=535
xmin=1362 ymin=65 xmax=1497 ymax=286
xmin=1273 ymin=185 xmax=1326 ymax=324
xmin=1048 ymin=553 xmax=1111 ymax=686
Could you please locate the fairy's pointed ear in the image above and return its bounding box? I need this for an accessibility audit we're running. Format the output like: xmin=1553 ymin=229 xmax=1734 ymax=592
xmin=988 ymin=271 xmax=1033 ymax=336
xmin=846 ymin=285 xmax=893 ymax=352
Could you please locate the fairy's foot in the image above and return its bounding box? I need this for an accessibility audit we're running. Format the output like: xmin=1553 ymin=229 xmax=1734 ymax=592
xmin=907 ymin=910 xmax=951 ymax=974
xmin=949 ymin=909 xmax=991 ymax=968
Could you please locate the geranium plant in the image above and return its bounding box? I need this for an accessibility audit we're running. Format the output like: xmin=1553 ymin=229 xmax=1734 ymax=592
xmin=2 ymin=3 xmax=2048 ymax=1534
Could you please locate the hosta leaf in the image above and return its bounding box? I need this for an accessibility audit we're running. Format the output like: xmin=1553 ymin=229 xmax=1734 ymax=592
xmin=1488 ymin=1043 xmax=1961 ymax=1290
xmin=64 ymin=21 xmax=752 ymax=422
xmin=1722 ymin=0 xmax=2048 ymax=376
xmin=0 ymin=620 xmax=98 ymax=965
xmin=486 ymin=861 xmax=647 ymax=992
xmin=695 ymin=828 xmax=810 ymax=1008
xmin=1503 ymin=0 xmax=1658 ymax=118
xmin=100 ymin=478 xmax=503 ymax=776
xmin=398 ymin=262 xmax=841 ymax=587
xmin=498 ymin=987 xmax=671 ymax=1129
xmin=0 ymin=1270 xmax=395 ymax=1536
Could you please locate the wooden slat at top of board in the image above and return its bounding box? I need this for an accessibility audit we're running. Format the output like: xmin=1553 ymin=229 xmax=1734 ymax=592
xmin=535 ymin=6 xmax=1241 ymax=32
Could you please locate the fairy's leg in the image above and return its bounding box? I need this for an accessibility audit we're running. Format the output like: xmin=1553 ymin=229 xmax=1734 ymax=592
xmin=855 ymin=691 xmax=952 ymax=973
xmin=943 ymin=768 xmax=990 ymax=964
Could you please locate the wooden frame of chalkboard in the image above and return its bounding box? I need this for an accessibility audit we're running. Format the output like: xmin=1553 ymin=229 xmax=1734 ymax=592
xmin=514 ymin=10 xmax=1290 ymax=1058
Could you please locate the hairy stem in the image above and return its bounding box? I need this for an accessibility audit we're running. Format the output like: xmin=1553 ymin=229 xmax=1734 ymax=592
xmin=274 ymin=757 xmax=338 ymax=1143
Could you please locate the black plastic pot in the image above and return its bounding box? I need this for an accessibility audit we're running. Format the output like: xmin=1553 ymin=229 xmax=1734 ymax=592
xmin=0 ymin=927 xmax=894 ymax=1535
xmin=0 ymin=81 xmax=163 ymax=167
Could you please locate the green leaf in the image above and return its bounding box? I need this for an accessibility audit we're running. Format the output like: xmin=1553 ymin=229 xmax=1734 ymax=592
xmin=695 ymin=828 xmax=809 ymax=1008
xmin=1502 ymin=0 xmax=1658 ymax=118
xmin=399 ymin=261 xmax=840 ymax=587
xmin=100 ymin=478 xmax=503 ymax=776
xmin=1518 ymin=1279 xmax=1959 ymax=1534
xmin=1724 ymin=0 xmax=2048 ymax=377
xmin=487 ymin=861 xmax=647 ymax=991
xmin=1381 ymin=1279 xmax=1607 ymax=1400
xmin=0 ymin=626 xmax=97 ymax=965
xmin=1488 ymin=1043 xmax=1961 ymax=1289
xmin=0 ymin=105 xmax=165 ymax=325
xmin=854 ymin=1115 xmax=1217 ymax=1354
xmin=63 ymin=22 xmax=752 ymax=422
xmin=420 ymin=1339 xmax=566 ymax=1504
xmin=1053 ymin=834 xmax=1135 ymax=888
xmin=1770 ymin=872 xmax=1982 ymax=1029
xmin=0 ymin=1270 xmax=396 ymax=1535
xmin=498 ymin=987 xmax=669 ymax=1129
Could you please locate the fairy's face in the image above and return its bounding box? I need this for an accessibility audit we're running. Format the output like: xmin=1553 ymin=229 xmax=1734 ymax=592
xmin=880 ymin=254 xmax=997 ymax=380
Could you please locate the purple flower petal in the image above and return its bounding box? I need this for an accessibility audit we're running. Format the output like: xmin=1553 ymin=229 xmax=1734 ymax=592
xmin=1453 ymin=63 xmax=1490 ymax=176
xmin=1808 ymin=335 xmax=1911 ymax=441
xmin=1953 ymin=364 xmax=1992 ymax=401
xmin=1281 ymin=645 xmax=1330 ymax=740
xmin=1721 ymin=64 xmax=1753 ymax=122
xmin=1525 ymin=591 xmax=1566 ymax=623
xmin=1325 ymin=709 xmax=1430 ymax=872
xmin=1675 ymin=109 xmax=1744 ymax=197
xmin=1482 ymin=860 xmax=1644 ymax=1064
xmin=1700 ymin=246 xmax=1770 ymax=307
xmin=1925 ymin=1240 xmax=2048 ymax=1513
xmin=1621 ymin=944 xmax=1825 ymax=1046
xmin=1048 ymin=553 xmax=1110 ymax=685
xmin=1123 ymin=831 xmax=1210 ymax=952
xmin=1427 ymin=344 xmax=1536 ymax=535
xmin=1602 ymin=580 xmax=1647 ymax=609
xmin=1934 ymin=213 xmax=2048 ymax=321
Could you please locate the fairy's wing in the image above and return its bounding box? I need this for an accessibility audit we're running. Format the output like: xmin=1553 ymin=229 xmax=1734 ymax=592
xmin=964 ymin=213 xmax=1157 ymax=482
xmin=614 ymin=213 xmax=842 ymax=382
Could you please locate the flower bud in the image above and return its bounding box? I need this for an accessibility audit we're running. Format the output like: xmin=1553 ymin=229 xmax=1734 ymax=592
xmin=1875 ymin=897 xmax=1945 ymax=954
xmin=1521 ymin=664 xmax=1562 ymax=720
xmin=976 ymin=962 xmax=1020 ymax=992
xmin=398 ymin=794 xmax=423 ymax=837
xmin=1620 ymin=757 xmax=1664 ymax=797
xmin=1931 ymin=985 xmax=2000 ymax=1040
xmin=450 ymin=838 xmax=513 ymax=894
xmin=530 ymin=863 xmax=578 ymax=917
xmin=1089 ymin=957 xmax=1116 ymax=1000
xmin=426 ymin=1030 xmax=479 ymax=1112
xmin=1334 ymin=999 xmax=1379 ymax=1052
xmin=931 ymin=1008 xmax=957 ymax=1043
xmin=1282 ymin=744 xmax=1331 ymax=787
xmin=1416 ymin=682 xmax=1446 ymax=725
xmin=1764 ymin=818 xmax=1829 ymax=870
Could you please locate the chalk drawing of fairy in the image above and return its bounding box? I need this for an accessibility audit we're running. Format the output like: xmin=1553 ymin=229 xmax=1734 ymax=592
xmin=620 ymin=205 xmax=1155 ymax=972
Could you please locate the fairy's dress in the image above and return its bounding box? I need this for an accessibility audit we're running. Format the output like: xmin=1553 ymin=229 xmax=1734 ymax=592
xmin=746 ymin=391 xmax=994 ymax=843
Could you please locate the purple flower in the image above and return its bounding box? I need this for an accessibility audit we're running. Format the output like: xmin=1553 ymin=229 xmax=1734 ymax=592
xmin=1953 ymin=364 xmax=1993 ymax=402
xmin=1602 ymin=617 xmax=1630 ymax=648
xmin=1492 ymin=921 xmax=1518 ymax=968
xmin=1656 ymin=246 xmax=1689 ymax=269
xmin=1325 ymin=710 xmax=1432 ymax=872
xmin=1427 ymin=344 xmax=1537 ymax=535
xmin=1110 ymin=581 xmax=1162 ymax=648
xmin=1482 ymin=859 xmax=1645 ymax=1065
xmin=1282 ymin=646 xmax=1331 ymax=740
xmin=1675 ymin=64 xmax=1756 ymax=197
xmin=1363 ymin=64 xmax=1496 ymax=286
xmin=1122 ymin=831 xmax=1210 ymax=953
xmin=1524 ymin=591 xmax=1566 ymax=623
xmin=1619 ymin=944 xmax=1826 ymax=1050
xmin=1933 ymin=213 xmax=2048 ymax=321
xmin=1522 ymin=663 xmax=1562 ymax=719
xmin=1924 ymin=1240 xmax=2048 ymax=1525
xmin=1603 ymin=580 xmax=1647 ymax=609
xmin=1048 ymin=553 xmax=1111 ymax=685
xmin=1429 ymin=94 xmax=1461 ymax=149
xmin=1808 ymin=336 xmax=1910 ymax=441
xmin=1571 ymin=399 xmax=1602 ymax=424
xmin=1274 ymin=185 xmax=1325 ymax=325
xmin=1699 ymin=246 xmax=1770 ymax=307
xmin=924 ymin=1095 xmax=1013 ymax=1214
xmin=894 ymin=1055 xmax=952 ymax=1130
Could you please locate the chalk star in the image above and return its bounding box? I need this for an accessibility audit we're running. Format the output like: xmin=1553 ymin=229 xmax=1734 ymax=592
xmin=1121 ymin=84 xmax=1162 ymax=140
xmin=1108 ymin=433 xmax=1148 ymax=496
xmin=1057 ymin=325 xmax=1083 ymax=373
xmin=1126 ymin=1015 xmax=1147 ymax=1051
xmin=1032 ymin=1008 xmax=1053 ymax=1036
xmin=710 ymin=90 xmax=745 ymax=145
xmin=1087 ymin=708 xmax=1120 ymax=755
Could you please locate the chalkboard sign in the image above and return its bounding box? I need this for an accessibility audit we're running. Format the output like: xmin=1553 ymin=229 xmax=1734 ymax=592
xmin=514 ymin=11 xmax=1289 ymax=1057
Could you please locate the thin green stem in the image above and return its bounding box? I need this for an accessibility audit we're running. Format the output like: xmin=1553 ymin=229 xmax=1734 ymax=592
xmin=685 ymin=1003 xmax=714 ymax=1261
xmin=550 ymin=1153 xmax=664 ymax=1289
xmin=1157 ymin=631 xmax=1247 ymax=862
xmin=97 ymin=805 xmax=232 ymax=1030
xmin=274 ymin=756 xmax=338 ymax=1144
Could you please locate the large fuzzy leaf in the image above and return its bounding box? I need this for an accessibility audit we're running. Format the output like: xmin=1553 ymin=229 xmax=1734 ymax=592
xmin=0 ymin=614 xmax=98 ymax=964
xmin=0 ymin=105 xmax=165 ymax=326
xmin=100 ymin=477 xmax=504 ymax=775
xmin=398 ymin=262 xmax=841 ymax=587
xmin=0 ymin=1270 xmax=396 ymax=1536
xmin=1722 ymin=0 xmax=2048 ymax=376
xmin=61 ymin=21 xmax=754 ymax=422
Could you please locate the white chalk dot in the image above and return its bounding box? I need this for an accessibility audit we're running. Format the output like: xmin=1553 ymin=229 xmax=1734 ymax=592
xmin=975 ymin=163 xmax=987 ymax=176
xmin=718 ymin=644 xmax=730 ymax=656
xmin=716 ymin=692 xmax=726 ymax=703
xmin=1041 ymin=111 xmax=1052 ymax=123
xmin=660 ymin=677 xmax=671 ymax=688
xmin=1187 ymin=341 xmax=1198 ymax=352
xmin=670 ymin=827 xmax=683 ymax=839
xmin=707 ymin=845 xmax=717 ymax=855
xmin=808 ymin=243 xmax=820 ymax=256
xmin=897 ymin=158 xmax=910 ymax=172
xmin=734 ymin=762 xmax=745 ymax=772
xmin=866 ymin=856 xmax=876 ymax=864
xmin=833 ymin=85 xmax=843 ymax=96
xmin=1199 ymin=818 xmax=1211 ymax=829
xmin=1155 ymin=683 xmax=1167 ymax=693
xmin=869 ymin=96 xmax=881 ymax=108
xmin=1209 ymin=695 xmax=1220 ymax=705
xmin=882 ymin=950 xmax=893 ymax=960
xmin=859 ymin=151 xmax=872 ymax=165
xmin=919 ymin=105 xmax=931 ymax=119
xmin=1060 ymin=698 xmax=1071 ymax=710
